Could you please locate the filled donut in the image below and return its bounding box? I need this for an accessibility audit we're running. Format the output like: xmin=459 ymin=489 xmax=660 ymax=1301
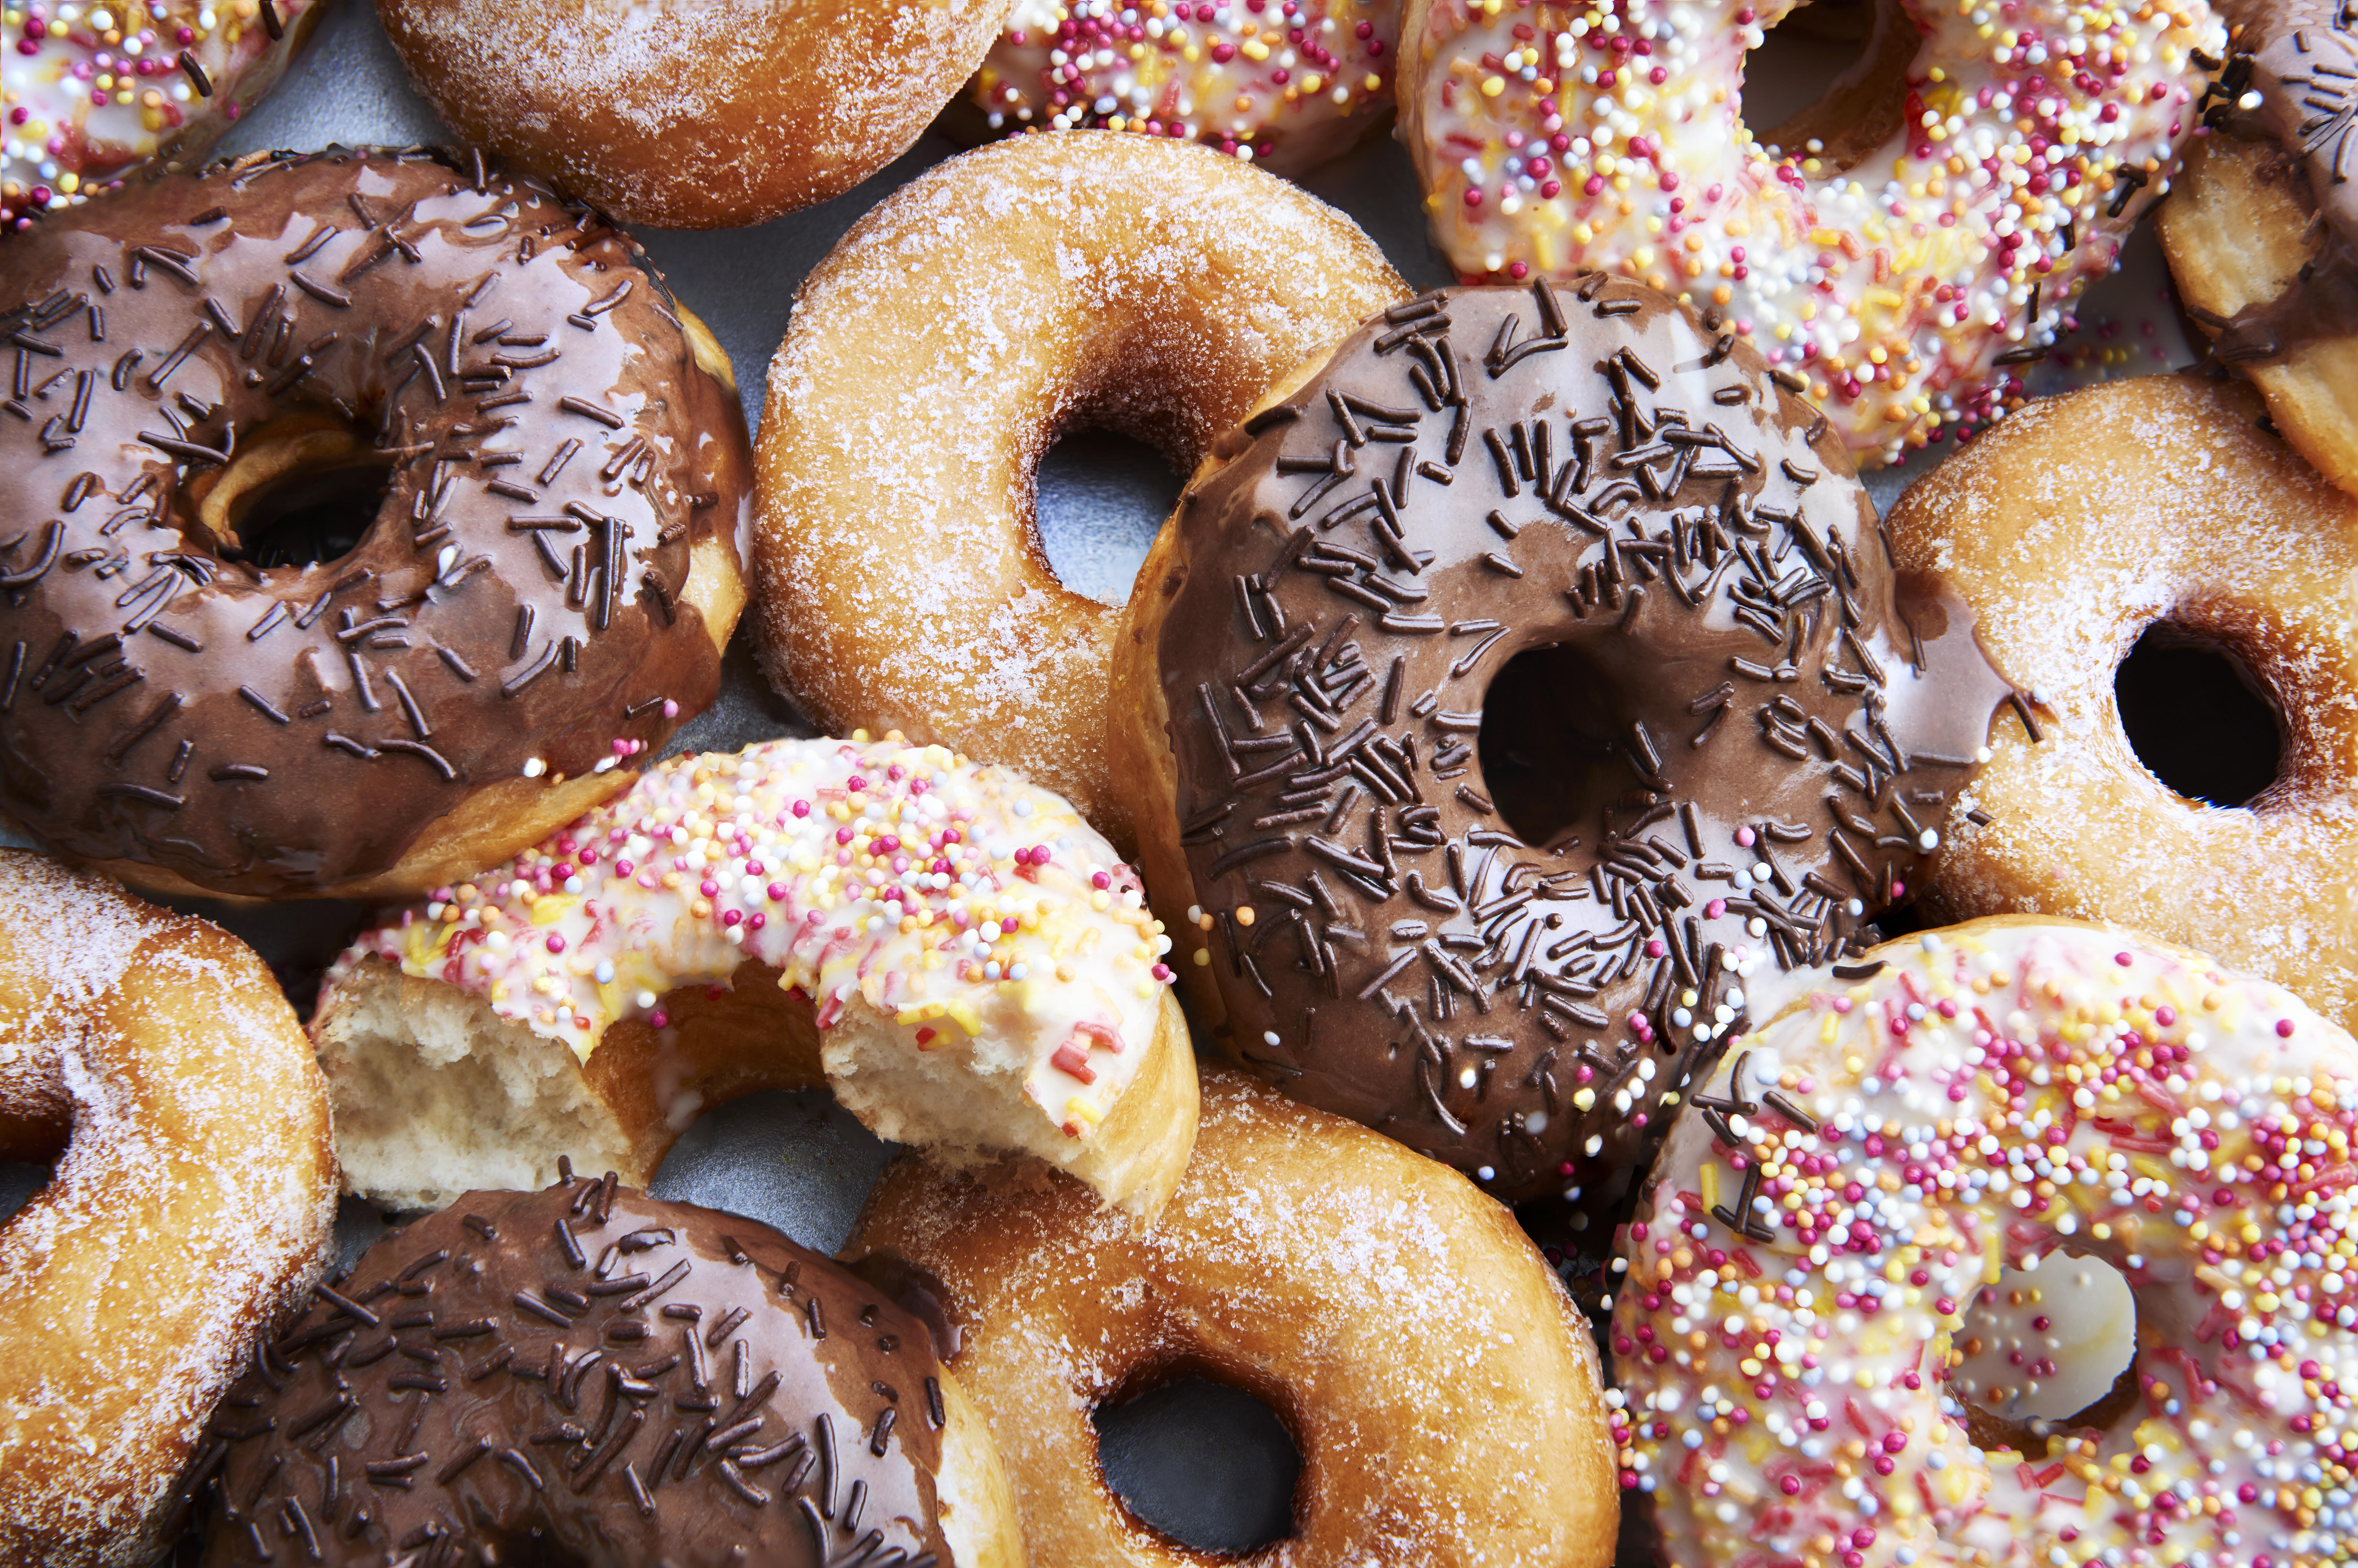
xmin=960 ymin=0 xmax=1397 ymax=174
xmin=1 ymin=0 xmax=330 ymax=233
xmin=754 ymin=130 xmax=1405 ymax=848
xmin=1396 ymin=0 xmax=2222 ymax=464
xmin=0 ymin=850 xmax=337 ymax=1568
xmin=2160 ymin=4 xmax=2358 ymax=495
xmin=0 ymin=147 xmax=750 ymax=900
xmin=1111 ymin=279 xmax=2011 ymax=1203
xmin=195 ymin=1174 xmax=1025 ymax=1567
xmin=846 ymin=1067 xmax=1621 ymax=1566
xmin=317 ymin=734 xmax=1199 ymax=1217
xmin=376 ymin=0 xmax=1015 ymax=228
xmin=1885 ymin=372 xmax=2358 ymax=1040
xmin=1614 ymin=917 xmax=2358 ymax=1567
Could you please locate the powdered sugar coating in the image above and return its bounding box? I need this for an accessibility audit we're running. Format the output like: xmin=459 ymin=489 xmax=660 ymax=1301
xmin=754 ymin=131 xmax=1404 ymax=840
xmin=1885 ymin=374 xmax=2358 ymax=1039
xmin=0 ymin=852 xmax=336 ymax=1568
xmin=848 ymin=1069 xmax=1619 ymax=1564
xmin=1615 ymin=918 xmax=2358 ymax=1568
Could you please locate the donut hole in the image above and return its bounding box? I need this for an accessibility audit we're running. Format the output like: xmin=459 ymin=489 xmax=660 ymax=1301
xmin=2114 ymin=624 xmax=2285 ymax=808
xmin=1952 ymin=1255 xmax=2141 ymax=1449
xmin=1095 ymin=1366 xmax=1302 ymax=1552
xmin=1032 ymin=429 xmax=1181 ymax=606
xmin=187 ymin=417 xmax=395 ymax=572
xmin=0 ymin=1162 xmax=46 ymax=1225
xmin=1742 ymin=0 xmax=1915 ymax=173
xmin=1478 ymin=641 xmax=1634 ymax=850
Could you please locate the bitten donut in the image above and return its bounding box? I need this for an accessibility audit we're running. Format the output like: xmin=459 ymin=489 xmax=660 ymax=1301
xmin=1 ymin=0 xmax=330 ymax=233
xmin=376 ymin=0 xmax=1013 ymax=228
xmin=1614 ymin=918 xmax=2358 ymax=1567
xmin=0 ymin=147 xmax=749 ymax=900
xmin=961 ymin=0 xmax=1396 ymax=173
xmin=756 ymin=130 xmax=1404 ymax=847
xmin=0 ymin=851 xmax=336 ymax=1568
xmin=2160 ymin=6 xmax=2358 ymax=495
xmin=1396 ymin=0 xmax=2222 ymax=464
xmin=196 ymin=1174 xmax=1024 ymax=1568
xmin=847 ymin=1068 xmax=1621 ymax=1567
xmin=1112 ymin=280 xmax=2010 ymax=1203
xmin=1886 ymin=373 xmax=2358 ymax=1040
xmin=318 ymin=734 xmax=1199 ymax=1217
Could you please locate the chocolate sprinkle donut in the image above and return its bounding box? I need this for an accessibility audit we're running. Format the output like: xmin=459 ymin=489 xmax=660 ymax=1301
xmin=195 ymin=1175 xmax=962 ymax=1567
xmin=0 ymin=148 xmax=748 ymax=899
xmin=1116 ymin=281 xmax=2014 ymax=1204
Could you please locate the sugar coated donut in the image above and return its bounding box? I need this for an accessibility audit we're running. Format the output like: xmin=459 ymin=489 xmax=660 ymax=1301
xmin=1396 ymin=0 xmax=2222 ymax=465
xmin=755 ymin=130 xmax=1405 ymax=847
xmin=0 ymin=147 xmax=750 ymax=900
xmin=1 ymin=0 xmax=330 ymax=233
xmin=1885 ymin=372 xmax=2358 ymax=1041
xmin=846 ymin=1067 xmax=1621 ymax=1566
xmin=962 ymin=0 xmax=1397 ymax=174
xmin=2159 ymin=9 xmax=2358 ymax=496
xmin=317 ymin=733 xmax=1199 ymax=1217
xmin=377 ymin=0 xmax=1013 ymax=228
xmin=1112 ymin=279 xmax=2011 ymax=1203
xmin=195 ymin=1173 xmax=1024 ymax=1568
xmin=1613 ymin=917 xmax=2358 ymax=1568
xmin=0 ymin=850 xmax=336 ymax=1568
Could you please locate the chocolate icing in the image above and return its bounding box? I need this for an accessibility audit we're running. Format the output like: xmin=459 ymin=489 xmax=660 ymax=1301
xmin=0 ymin=148 xmax=748 ymax=896
xmin=194 ymin=1176 xmax=956 ymax=1567
xmin=1147 ymin=282 xmax=2012 ymax=1204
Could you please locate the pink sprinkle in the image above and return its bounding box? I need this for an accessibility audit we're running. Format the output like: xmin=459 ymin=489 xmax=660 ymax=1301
xmin=661 ymin=700 xmax=679 ymax=718
xmin=792 ymin=800 xmax=810 ymax=817
xmin=2115 ymin=951 xmax=2133 ymax=966
xmin=1734 ymin=826 xmax=1756 ymax=848
xmin=546 ymin=934 xmax=566 ymax=954
xmin=721 ymin=910 xmax=742 ymax=928
xmin=700 ymin=880 xmax=719 ymax=898
xmin=835 ymin=827 xmax=853 ymax=845
xmin=747 ymin=913 xmax=766 ymax=931
xmin=1092 ymin=871 xmax=1111 ymax=890
xmin=648 ymin=1010 xmax=669 ymax=1029
xmin=2278 ymin=1019 xmax=2296 ymax=1038
xmin=767 ymin=882 xmax=788 ymax=901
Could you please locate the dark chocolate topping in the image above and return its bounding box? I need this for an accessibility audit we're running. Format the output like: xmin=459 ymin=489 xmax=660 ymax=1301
xmin=2236 ymin=0 xmax=2358 ymax=250
xmin=194 ymin=1178 xmax=954 ymax=1568
xmin=1151 ymin=282 xmax=2010 ymax=1205
xmin=0 ymin=148 xmax=749 ymax=896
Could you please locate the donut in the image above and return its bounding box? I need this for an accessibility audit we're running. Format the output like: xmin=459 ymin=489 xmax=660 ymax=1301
xmin=0 ymin=146 xmax=750 ymax=901
xmin=1 ymin=0 xmax=331 ymax=234
xmin=1885 ymin=371 xmax=2358 ymax=1045
xmin=754 ymin=130 xmax=1405 ymax=848
xmin=2158 ymin=8 xmax=2358 ymax=496
xmin=845 ymin=1067 xmax=1621 ymax=1566
xmin=317 ymin=733 xmax=1200 ymax=1217
xmin=1394 ymin=0 xmax=2223 ymax=465
xmin=1110 ymin=278 xmax=2012 ymax=1204
xmin=0 ymin=850 xmax=336 ymax=1568
xmin=959 ymin=0 xmax=1397 ymax=174
xmin=375 ymin=0 xmax=1013 ymax=228
xmin=1611 ymin=917 xmax=2358 ymax=1568
xmin=194 ymin=1173 xmax=1025 ymax=1567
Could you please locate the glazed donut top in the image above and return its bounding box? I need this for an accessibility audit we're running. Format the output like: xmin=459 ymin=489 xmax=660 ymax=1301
xmin=1611 ymin=919 xmax=2358 ymax=1568
xmin=0 ymin=0 xmax=322 ymax=231
xmin=0 ymin=147 xmax=747 ymax=896
xmin=331 ymin=735 xmax=1177 ymax=1140
xmin=200 ymin=1176 xmax=958 ymax=1566
xmin=1145 ymin=281 xmax=2010 ymax=1200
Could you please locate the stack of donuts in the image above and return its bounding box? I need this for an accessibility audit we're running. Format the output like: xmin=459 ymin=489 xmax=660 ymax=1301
xmin=6 ymin=0 xmax=2358 ymax=1563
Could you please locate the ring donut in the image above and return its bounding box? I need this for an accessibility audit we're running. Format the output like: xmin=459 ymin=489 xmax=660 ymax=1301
xmin=753 ymin=130 xmax=1405 ymax=847
xmin=0 ymin=147 xmax=749 ymax=900
xmin=1396 ymin=0 xmax=2222 ymax=464
xmin=846 ymin=1068 xmax=1621 ymax=1566
xmin=1885 ymin=372 xmax=2358 ymax=1040
xmin=0 ymin=850 xmax=336 ymax=1568
xmin=1613 ymin=917 xmax=2358 ymax=1567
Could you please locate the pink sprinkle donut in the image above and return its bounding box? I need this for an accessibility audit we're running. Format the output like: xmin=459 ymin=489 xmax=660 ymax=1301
xmin=965 ymin=0 xmax=1398 ymax=173
xmin=3 ymin=0 xmax=329 ymax=232
xmin=1613 ymin=917 xmax=2358 ymax=1568
xmin=1396 ymin=0 xmax=2221 ymax=464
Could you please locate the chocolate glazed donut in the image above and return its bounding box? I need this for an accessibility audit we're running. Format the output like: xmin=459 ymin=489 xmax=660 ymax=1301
xmin=0 ymin=148 xmax=749 ymax=899
xmin=195 ymin=1175 xmax=1021 ymax=1567
xmin=1113 ymin=281 xmax=2014 ymax=1203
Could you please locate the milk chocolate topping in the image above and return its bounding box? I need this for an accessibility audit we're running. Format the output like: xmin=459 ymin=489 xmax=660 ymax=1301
xmin=196 ymin=1177 xmax=956 ymax=1567
xmin=1148 ymin=282 xmax=2011 ymax=1203
xmin=0 ymin=148 xmax=748 ymax=896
